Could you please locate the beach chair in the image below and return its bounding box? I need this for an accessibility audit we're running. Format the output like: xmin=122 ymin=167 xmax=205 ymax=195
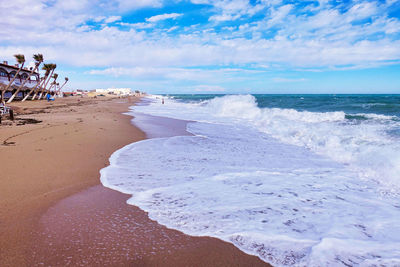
xmin=0 ymin=103 xmax=12 ymax=123
xmin=0 ymin=103 xmax=10 ymax=115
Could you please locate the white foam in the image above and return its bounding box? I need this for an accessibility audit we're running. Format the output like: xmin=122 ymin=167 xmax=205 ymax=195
xmin=131 ymin=95 xmax=400 ymax=190
xmin=101 ymin=95 xmax=400 ymax=266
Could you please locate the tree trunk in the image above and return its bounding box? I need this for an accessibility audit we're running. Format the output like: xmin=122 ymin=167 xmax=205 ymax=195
xmin=45 ymin=79 xmax=58 ymax=99
xmin=7 ymin=64 xmax=39 ymax=103
xmin=1 ymin=63 xmax=24 ymax=104
xmin=34 ymin=70 xmax=52 ymax=100
xmin=26 ymin=76 xmax=49 ymax=102
xmin=38 ymin=69 xmax=54 ymax=100
xmin=22 ymin=76 xmax=46 ymax=102
xmin=45 ymin=83 xmax=55 ymax=99
xmin=30 ymin=75 xmax=49 ymax=101
xmin=57 ymin=80 xmax=68 ymax=94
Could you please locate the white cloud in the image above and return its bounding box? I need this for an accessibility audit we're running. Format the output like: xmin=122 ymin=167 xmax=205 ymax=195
xmin=119 ymin=22 xmax=154 ymax=29
xmin=194 ymin=85 xmax=226 ymax=92
xmin=116 ymin=0 xmax=163 ymax=10
xmin=146 ymin=13 xmax=182 ymax=23
xmin=104 ymin=16 xmax=121 ymax=23
xmin=167 ymin=26 xmax=179 ymax=32
xmin=346 ymin=2 xmax=378 ymax=22
xmin=0 ymin=0 xmax=399 ymax=92
xmin=266 ymin=4 xmax=293 ymax=27
xmin=93 ymin=16 xmax=106 ymax=22
xmin=57 ymin=0 xmax=90 ymax=11
xmin=88 ymin=67 xmax=265 ymax=85
xmin=190 ymin=0 xmax=212 ymax=4
xmin=208 ymin=0 xmax=265 ymax=22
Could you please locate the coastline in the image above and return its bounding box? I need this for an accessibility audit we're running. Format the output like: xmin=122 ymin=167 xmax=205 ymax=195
xmin=0 ymin=96 xmax=270 ymax=266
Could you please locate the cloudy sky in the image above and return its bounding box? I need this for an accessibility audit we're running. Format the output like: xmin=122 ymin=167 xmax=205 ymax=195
xmin=1 ymin=0 xmax=399 ymax=93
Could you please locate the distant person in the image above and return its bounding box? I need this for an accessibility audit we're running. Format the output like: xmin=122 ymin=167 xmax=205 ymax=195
xmin=46 ymin=94 xmax=55 ymax=101
xmin=162 ymin=98 xmax=165 ymax=104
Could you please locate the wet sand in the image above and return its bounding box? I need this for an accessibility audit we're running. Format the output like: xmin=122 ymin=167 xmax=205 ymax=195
xmin=31 ymin=185 xmax=268 ymax=266
xmin=0 ymin=96 xmax=270 ymax=266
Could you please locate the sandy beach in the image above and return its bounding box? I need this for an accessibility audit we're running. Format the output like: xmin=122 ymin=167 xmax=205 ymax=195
xmin=0 ymin=96 xmax=269 ymax=266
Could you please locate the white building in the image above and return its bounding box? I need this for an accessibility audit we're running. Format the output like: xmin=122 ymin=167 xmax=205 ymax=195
xmin=0 ymin=61 xmax=39 ymax=89
xmin=94 ymin=88 xmax=132 ymax=96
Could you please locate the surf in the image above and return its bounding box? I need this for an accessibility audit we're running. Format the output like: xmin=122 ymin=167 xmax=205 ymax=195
xmin=101 ymin=94 xmax=400 ymax=266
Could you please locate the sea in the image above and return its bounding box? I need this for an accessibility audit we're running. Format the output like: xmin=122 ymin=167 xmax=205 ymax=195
xmin=101 ymin=94 xmax=400 ymax=266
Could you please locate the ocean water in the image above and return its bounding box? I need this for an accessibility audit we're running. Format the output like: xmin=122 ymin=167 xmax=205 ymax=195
xmin=101 ymin=94 xmax=400 ymax=266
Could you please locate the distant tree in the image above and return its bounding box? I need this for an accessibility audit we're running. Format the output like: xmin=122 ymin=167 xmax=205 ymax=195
xmin=57 ymin=77 xmax=69 ymax=94
xmin=30 ymin=63 xmax=53 ymax=100
xmin=23 ymin=66 xmax=54 ymax=102
xmin=44 ymin=72 xmax=58 ymax=98
xmin=38 ymin=63 xmax=56 ymax=99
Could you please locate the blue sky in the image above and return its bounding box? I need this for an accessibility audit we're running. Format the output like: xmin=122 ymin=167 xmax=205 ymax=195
xmin=1 ymin=0 xmax=400 ymax=93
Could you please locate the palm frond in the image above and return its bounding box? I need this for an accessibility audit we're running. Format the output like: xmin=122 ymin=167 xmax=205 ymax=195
xmin=33 ymin=54 xmax=44 ymax=64
xmin=14 ymin=54 xmax=25 ymax=64
xmin=42 ymin=63 xmax=52 ymax=71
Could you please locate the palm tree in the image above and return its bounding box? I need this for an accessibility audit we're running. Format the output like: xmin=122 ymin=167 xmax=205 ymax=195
xmin=37 ymin=64 xmax=56 ymax=100
xmin=1 ymin=54 xmax=25 ymax=104
xmin=49 ymin=82 xmax=59 ymax=98
xmin=57 ymin=77 xmax=69 ymax=95
xmin=44 ymin=73 xmax=58 ymax=99
xmin=41 ymin=64 xmax=56 ymax=99
xmin=30 ymin=63 xmax=52 ymax=101
xmin=7 ymin=54 xmax=43 ymax=103
xmin=55 ymin=82 xmax=60 ymax=96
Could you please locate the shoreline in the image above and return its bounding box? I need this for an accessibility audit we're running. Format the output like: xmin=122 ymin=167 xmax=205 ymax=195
xmin=0 ymin=96 xmax=270 ymax=266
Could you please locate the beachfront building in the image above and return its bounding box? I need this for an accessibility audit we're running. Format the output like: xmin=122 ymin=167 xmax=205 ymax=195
xmin=92 ymin=88 xmax=133 ymax=96
xmin=0 ymin=61 xmax=39 ymax=88
xmin=0 ymin=61 xmax=39 ymax=100
xmin=74 ymin=89 xmax=89 ymax=96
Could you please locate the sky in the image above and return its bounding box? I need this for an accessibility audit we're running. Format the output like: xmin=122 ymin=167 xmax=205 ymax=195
xmin=0 ymin=0 xmax=400 ymax=94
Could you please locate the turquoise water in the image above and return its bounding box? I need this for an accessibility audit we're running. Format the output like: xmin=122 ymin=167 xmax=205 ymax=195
xmin=169 ymin=94 xmax=400 ymax=138
xmin=170 ymin=94 xmax=400 ymax=117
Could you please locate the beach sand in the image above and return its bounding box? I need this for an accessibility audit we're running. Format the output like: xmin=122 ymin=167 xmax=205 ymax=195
xmin=0 ymin=96 xmax=270 ymax=266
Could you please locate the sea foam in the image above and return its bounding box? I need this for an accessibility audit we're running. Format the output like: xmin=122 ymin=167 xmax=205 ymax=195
xmin=101 ymin=95 xmax=400 ymax=266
